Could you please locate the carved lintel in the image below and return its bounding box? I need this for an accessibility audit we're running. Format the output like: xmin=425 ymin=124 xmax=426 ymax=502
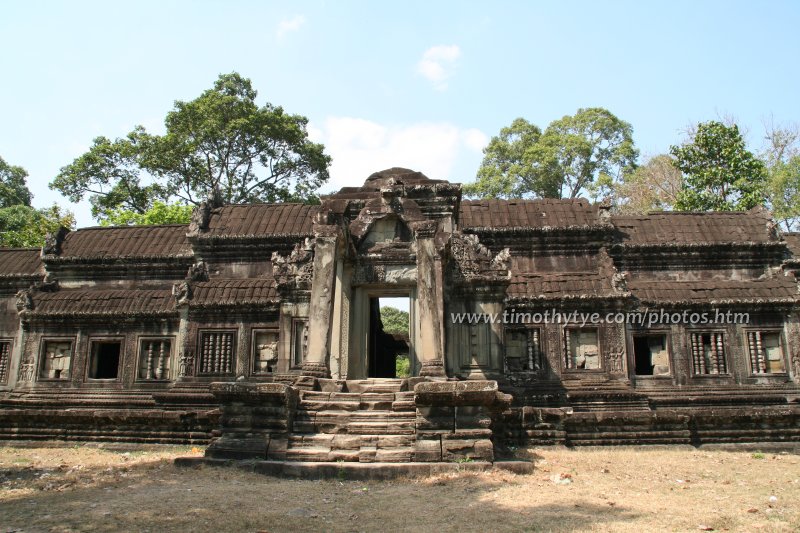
xmin=410 ymin=220 xmax=437 ymax=239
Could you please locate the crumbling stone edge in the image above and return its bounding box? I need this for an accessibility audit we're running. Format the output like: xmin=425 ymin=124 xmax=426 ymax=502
xmin=173 ymin=457 xmax=534 ymax=480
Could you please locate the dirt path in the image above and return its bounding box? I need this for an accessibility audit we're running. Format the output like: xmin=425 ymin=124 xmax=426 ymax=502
xmin=0 ymin=444 xmax=798 ymax=532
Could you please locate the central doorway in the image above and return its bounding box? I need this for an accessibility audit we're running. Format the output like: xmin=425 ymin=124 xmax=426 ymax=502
xmin=368 ymin=296 xmax=411 ymax=378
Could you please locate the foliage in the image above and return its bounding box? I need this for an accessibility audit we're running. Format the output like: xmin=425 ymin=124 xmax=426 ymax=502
xmin=379 ymin=306 xmax=409 ymax=335
xmin=464 ymin=118 xmax=551 ymax=198
xmin=768 ymin=156 xmax=800 ymax=231
xmin=395 ymin=356 xmax=410 ymax=378
xmin=614 ymin=154 xmax=683 ymax=213
xmin=762 ymin=122 xmax=800 ymax=230
xmin=0 ymin=156 xmax=32 ymax=208
xmin=670 ymin=121 xmax=767 ymax=211
xmin=0 ymin=156 xmax=75 ymax=247
xmin=50 ymin=131 xmax=168 ymax=221
xmin=0 ymin=204 xmax=75 ymax=247
xmin=51 ymin=72 xmax=331 ymax=223
xmin=99 ymin=201 xmax=194 ymax=226
xmin=466 ymin=108 xmax=638 ymax=200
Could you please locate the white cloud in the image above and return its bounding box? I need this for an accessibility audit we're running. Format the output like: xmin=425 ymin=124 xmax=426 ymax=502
xmin=277 ymin=15 xmax=306 ymax=40
xmin=311 ymin=116 xmax=487 ymax=192
xmin=416 ymin=45 xmax=461 ymax=91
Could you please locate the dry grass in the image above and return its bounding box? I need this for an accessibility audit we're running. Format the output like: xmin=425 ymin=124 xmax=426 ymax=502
xmin=0 ymin=444 xmax=798 ymax=532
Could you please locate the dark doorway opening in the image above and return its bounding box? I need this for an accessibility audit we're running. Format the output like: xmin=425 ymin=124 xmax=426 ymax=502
xmin=633 ymin=334 xmax=669 ymax=376
xmin=368 ymin=296 xmax=410 ymax=378
xmin=89 ymin=341 xmax=121 ymax=380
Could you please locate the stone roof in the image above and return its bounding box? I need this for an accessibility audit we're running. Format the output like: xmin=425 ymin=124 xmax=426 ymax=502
xmin=611 ymin=211 xmax=775 ymax=246
xmin=459 ymin=199 xmax=600 ymax=230
xmin=190 ymin=278 xmax=278 ymax=307
xmin=203 ymin=204 xmax=317 ymax=237
xmin=627 ymin=278 xmax=799 ymax=304
xmin=57 ymin=224 xmax=192 ymax=259
xmin=508 ymin=253 xmax=619 ymax=301
xmin=783 ymin=232 xmax=800 ymax=256
xmin=0 ymin=249 xmax=43 ymax=278
xmin=29 ymin=289 xmax=176 ymax=317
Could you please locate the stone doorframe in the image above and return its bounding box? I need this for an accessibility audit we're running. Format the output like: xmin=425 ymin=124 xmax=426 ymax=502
xmin=346 ymin=286 xmax=418 ymax=380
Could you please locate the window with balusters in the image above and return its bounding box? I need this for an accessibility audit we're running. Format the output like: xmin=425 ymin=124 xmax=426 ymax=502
xmin=504 ymin=328 xmax=546 ymax=373
xmin=198 ymin=331 xmax=235 ymax=375
xmin=0 ymin=340 xmax=11 ymax=384
xmin=689 ymin=332 xmax=728 ymax=375
xmin=745 ymin=330 xmax=786 ymax=374
xmin=138 ymin=338 xmax=172 ymax=381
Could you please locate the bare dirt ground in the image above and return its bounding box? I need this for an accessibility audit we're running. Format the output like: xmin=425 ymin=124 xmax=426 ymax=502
xmin=0 ymin=444 xmax=798 ymax=532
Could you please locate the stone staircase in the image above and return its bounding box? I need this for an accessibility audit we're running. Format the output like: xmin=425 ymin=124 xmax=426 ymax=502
xmin=287 ymin=381 xmax=417 ymax=462
xmin=562 ymin=379 xmax=651 ymax=412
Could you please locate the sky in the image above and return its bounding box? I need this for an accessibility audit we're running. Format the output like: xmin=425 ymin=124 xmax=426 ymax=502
xmin=1 ymin=0 xmax=799 ymax=231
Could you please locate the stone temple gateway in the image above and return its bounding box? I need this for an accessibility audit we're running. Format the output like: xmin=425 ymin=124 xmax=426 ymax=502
xmin=1 ymin=167 xmax=799 ymax=463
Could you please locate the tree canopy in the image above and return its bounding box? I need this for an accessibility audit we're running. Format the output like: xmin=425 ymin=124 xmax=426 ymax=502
xmin=0 ymin=156 xmax=75 ymax=247
xmin=380 ymin=306 xmax=409 ymax=336
xmin=0 ymin=156 xmax=33 ymax=208
xmin=51 ymin=72 xmax=332 ymax=223
xmin=670 ymin=121 xmax=767 ymax=211
xmin=614 ymin=154 xmax=682 ymax=214
xmin=466 ymin=108 xmax=638 ymax=200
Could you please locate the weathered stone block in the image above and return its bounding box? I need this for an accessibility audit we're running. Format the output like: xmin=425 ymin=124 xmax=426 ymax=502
xmin=414 ymin=438 xmax=442 ymax=462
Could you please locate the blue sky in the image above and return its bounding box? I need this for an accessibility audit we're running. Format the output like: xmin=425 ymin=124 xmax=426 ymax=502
xmin=1 ymin=0 xmax=799 ymax=229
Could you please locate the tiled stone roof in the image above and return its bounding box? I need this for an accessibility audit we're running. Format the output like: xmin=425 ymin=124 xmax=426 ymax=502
xmin=29 ymin=289 xmax=176 ymax=316
xmin=0 ymin=249 xmax=43 ymax=278
xmin=627 ymin=278 xmax=798 ymax=304
xmin=459 ymin=198 xmax=600 ymax=230
xmin=190 ymin=278 xmax=278 ymax=307
xmin=58 ymin=225 xmax=191 ymax=259
xmin=612 ymin=211 xmax=775 ymax=245
xmin=203 ymin=204 xmax=317 ymax=237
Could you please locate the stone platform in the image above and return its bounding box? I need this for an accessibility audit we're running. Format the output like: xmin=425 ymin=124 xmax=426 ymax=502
xmin=175 ymin=457 xmax=533 ymax=480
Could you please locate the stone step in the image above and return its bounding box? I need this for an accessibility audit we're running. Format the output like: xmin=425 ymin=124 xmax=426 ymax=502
xmin=345 ymin=379 xmax=405 ymax=393
xmin=288 ymin=434 xmax=415 ymax=450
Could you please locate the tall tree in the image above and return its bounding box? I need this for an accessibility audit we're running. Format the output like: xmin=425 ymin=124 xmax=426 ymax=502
xmin=761 ymin=122 xmax=800 ymax=230
xmin=671 ymin=121 xmax=767 ymax=211
xmin=466 ymin=108 xmax=638 ymax=200
xmin=0 ymin=156 xmax=33 ymax=208
xmin=768 ymin=156 xmax=800 ymax=231
xmin=51 ymin=72 xmax=331 ymax=223
xmin=614 ymin=154 xmax=683 ymax=213
xmin=0 ymin=156 xmax=75 ymax=247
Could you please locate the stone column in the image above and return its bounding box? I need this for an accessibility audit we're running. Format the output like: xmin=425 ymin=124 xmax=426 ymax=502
xmin=414 ymin=223 xmax=446 ymax=377
xmin=302 ymin=224 xmax=341 ymax=377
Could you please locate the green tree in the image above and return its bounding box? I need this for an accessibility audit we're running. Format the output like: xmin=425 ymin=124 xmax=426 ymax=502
xmin=0 ymin=156 xmax=75 ymax=247
xmin=100 ymin=201 xmax=194 ymax=226
xmin=51 ymin=72 xmax=331 ymax=223
xmin=671 ymin=121 xmax=767 ymax=211
xmin=615 ymin=154 xmax=683 ymax=213
xmin=466 ymin=108 xmax=638 ymax=200
xmin=464 ymin=118 xmax=555 ymax=198
xmin=768 ymin=156 xmax=800 ymax=231
xmin=0 ymin=204 xmax=75 ymax=248
xmin=0 ymin=156 xmax=33 ymax=208
xmin=380 ymin=306 xmax=409 ymax=335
